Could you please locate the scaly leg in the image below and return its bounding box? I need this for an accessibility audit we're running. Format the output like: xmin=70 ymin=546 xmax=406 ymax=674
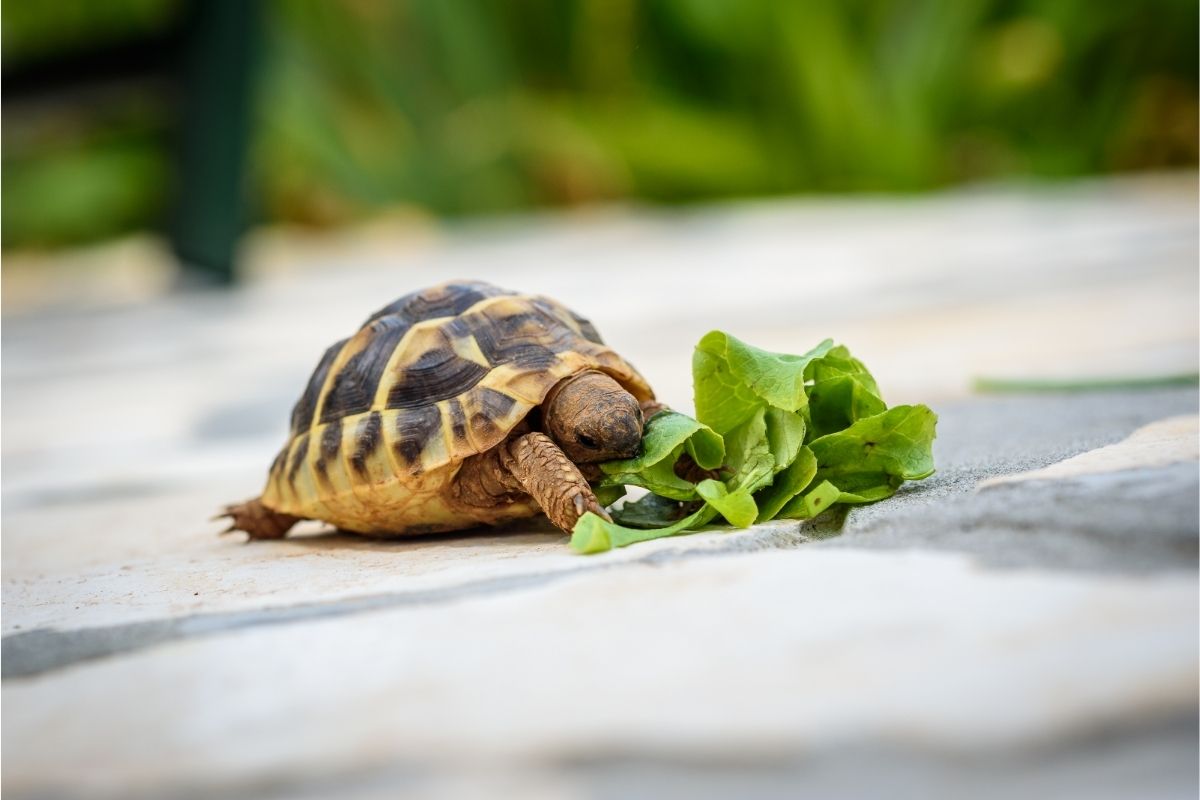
xmin=217 ymin=497 xmax=302 ymax=540
xmin=500 ymin=432 xmax=612 ymax=533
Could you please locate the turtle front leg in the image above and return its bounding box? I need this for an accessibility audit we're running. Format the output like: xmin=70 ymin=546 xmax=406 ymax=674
xmin=500 ymin=432 xmax=613 ymax=533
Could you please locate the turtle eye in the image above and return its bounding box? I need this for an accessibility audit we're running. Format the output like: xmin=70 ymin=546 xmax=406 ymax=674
xmin=577 ymin=433 xmax=599 ymax=449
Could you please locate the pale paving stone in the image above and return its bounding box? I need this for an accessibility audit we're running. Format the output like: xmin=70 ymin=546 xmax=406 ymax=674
xmin=980 ymin=415 xmax=1198 ymax=488
xmin=5 ymin=387 xmax=1194 ymax=645
xmin=3 ymin=548 xmax=1195 ymax=798
xmin=2 ymin=176 xmax=1197 ymax=797
xmin=1 ymin=175 xmax=1196 ymax=641
xmin=0 ymin=475 xmax=812 ymax=634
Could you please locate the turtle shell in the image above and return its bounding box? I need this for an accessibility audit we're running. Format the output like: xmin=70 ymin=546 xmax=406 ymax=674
xmin=260 ymin=281 xmax=654 ymax=534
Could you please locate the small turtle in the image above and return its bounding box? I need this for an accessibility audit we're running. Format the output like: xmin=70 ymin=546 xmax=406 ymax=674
xmin=221 ymin=280 xmax=665 ymax=539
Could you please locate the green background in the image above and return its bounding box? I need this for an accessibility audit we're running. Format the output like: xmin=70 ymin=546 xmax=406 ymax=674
xmin=3 ymin=0 xmax=1196 ymax=249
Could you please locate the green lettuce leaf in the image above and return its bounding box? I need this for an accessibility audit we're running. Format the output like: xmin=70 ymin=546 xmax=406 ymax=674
xmin=596 ymin=411 xmax=724 ymax=500
xmin=696 ymin=479 xmax=758 ymax=528
xmin=610 ymin=491 xmax=692 ymax=528
xmin=804 ymin=347 xmax=887 ymax=440
xmin=779 ymin=479 xmax=843 ymax=520
xmin=592 ymin=484 xmax=627 ymax=508
xmin=693 ymin=332 xmax=834 ymax=434
xmin=779 ymin=405 xmax=938 ymax=519
xmin=778 ymin=477 xmax=901 ymax=520
xmin=571 ymin=333 xmax=937 ymax=553
xmin=753 ymin=445 xmax=818 ymax=522
xmin=723 ymin=408 xmax=775 ymax=495
xmin=571 ymin=506 xmax=717 ymax=554
xmin=765 ymin=406 xmax=807 ymax=471
xmin=808 ymin=404 xmax=937 ymax=483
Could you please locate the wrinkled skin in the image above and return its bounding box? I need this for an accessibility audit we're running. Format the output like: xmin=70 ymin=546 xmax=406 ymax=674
xmin=454 ymin=370 xmax=655 ymax=532
xmin=543 ymin=371 xmax=645 ymax=463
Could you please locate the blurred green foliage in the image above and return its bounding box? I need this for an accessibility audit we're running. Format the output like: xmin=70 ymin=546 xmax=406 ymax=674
xmin=3 ymin=0 xmax=1197 ymax=247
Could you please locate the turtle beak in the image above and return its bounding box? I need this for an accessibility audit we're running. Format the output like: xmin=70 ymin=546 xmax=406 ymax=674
xmin=574 ymin=413 xmax=642 ymax=462
xmin=609 ymin=416 xmax=643 ymax=459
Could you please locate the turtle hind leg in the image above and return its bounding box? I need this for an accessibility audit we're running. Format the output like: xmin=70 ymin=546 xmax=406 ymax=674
xmin=216 ymin=498 xmax=301 ymax=540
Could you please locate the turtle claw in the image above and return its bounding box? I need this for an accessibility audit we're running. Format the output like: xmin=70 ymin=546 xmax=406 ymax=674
xmin=212 ymin=509 xmax=235 ymax=535
xmin=215 ymin=498 xmax=300 ymax=540
xmin=575 ymin=492 xmax=612 ymax=524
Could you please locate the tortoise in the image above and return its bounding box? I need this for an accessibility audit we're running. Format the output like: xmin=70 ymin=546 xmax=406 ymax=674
xmin=221 ymin=280 xmax=666 ymax=539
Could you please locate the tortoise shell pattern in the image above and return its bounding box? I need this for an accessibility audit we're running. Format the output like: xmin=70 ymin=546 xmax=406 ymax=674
xmin=260 ymin=281 xmax=654 ymax=530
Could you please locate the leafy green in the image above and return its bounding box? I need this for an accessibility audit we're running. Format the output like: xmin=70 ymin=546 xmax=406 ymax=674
xmin=753 ymin=445 xmax=818 ymax=522
xmin=723 ymin=408 xmax=777 ymax=496
xmin=765 ymin=407 xmax=808 ymax=471
xmin=808 ymin=404 xmax=937 ymax=484
xmin=693 ymin=333 xmax=833 ymax=434
xmin=569 ymin=332 xmax=937 ymax=553
xmin=595 ymin=411 xmax=724 ymax=500
xmin=805 ymin=346 xmax=887 ymax=440
xmin=571 ymin=505 xmax=717 ymax=555
xmin=695 ymin=479 xmax=758 ymax=528
xmin=779 ymin=479 xmax=844 ymax=520
xmin=610 ymin=491 xmax=692 ymax=528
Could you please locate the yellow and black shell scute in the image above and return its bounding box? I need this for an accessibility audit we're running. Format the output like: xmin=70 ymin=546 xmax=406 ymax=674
xmin=260 ymin=280 xmax=654 ymax=534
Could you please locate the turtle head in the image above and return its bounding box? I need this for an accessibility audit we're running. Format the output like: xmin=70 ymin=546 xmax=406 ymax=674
xmin=544 ymin=371 xmax=643 ymax=463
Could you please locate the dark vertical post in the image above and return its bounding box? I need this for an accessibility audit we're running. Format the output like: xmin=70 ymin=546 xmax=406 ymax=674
xmin=171 ymin=0 xmax=261 ymax=285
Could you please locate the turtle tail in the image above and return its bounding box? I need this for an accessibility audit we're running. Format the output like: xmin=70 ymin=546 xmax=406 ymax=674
xmin=215 ymin=498 xmax=301 ymax=540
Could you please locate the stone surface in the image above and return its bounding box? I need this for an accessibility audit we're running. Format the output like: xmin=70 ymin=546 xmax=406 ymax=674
xmin=4 ymin=549 xmax=1196 ymax=798
xmin=980 ymin=415 xmax=1199 ymax=486
xmin=2 ymin=175 xmax=1197 ymax=799
xmin=2 ymin=386 xmax=1196 ymax=681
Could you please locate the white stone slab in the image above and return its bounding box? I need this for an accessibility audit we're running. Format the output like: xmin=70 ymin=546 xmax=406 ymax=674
xmin=0 ymin=475 xmax=810 ymax=634
xmin=4 ymin=549 xmax=1195 ymax=797
xmin=980 ymin=415 xmax=1199 ymax=488
xmin=2 ymin=175 xmax=1196 ymax=698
